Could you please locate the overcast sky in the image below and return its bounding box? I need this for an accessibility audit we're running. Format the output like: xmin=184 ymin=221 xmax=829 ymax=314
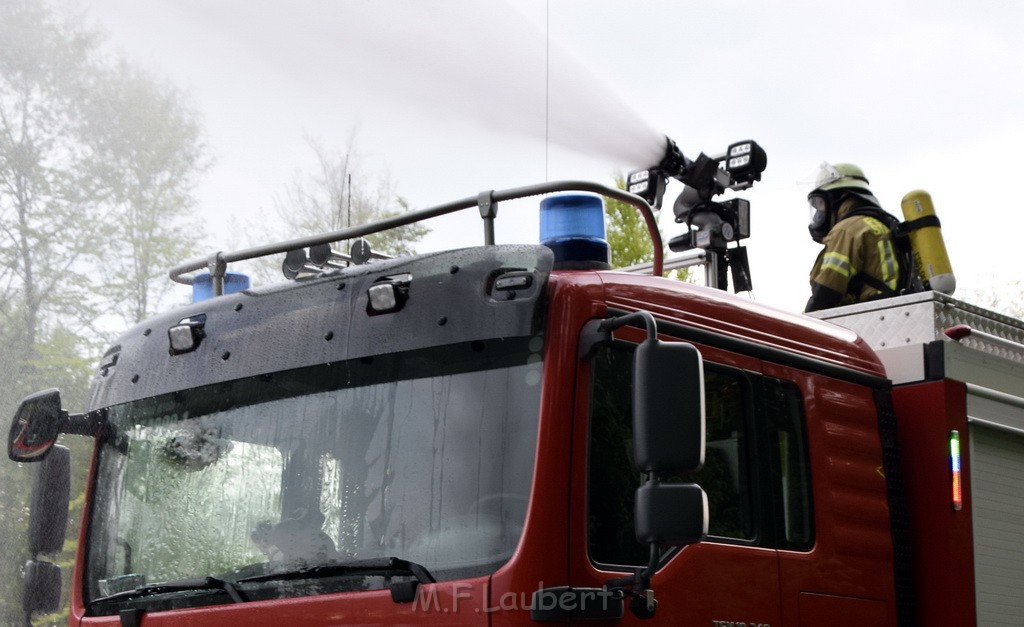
xmin=69 ymin=0 xmax=1024 ymax=313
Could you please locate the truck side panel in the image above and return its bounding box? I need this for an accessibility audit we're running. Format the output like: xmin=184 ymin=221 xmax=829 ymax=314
xmin=891 ymin=380 xmax=977 ymax=626
xmin=965 ymin=390 xmax=1024 ymax=625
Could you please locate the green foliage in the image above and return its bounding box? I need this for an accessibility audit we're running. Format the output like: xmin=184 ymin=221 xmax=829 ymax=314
xmin=32 ymin=609 xmax=68 ymax=627
xmin=1 ymin=0 xmax=207 ymax=335
xmin=0 ymin=328 xmax=92 ymax=624
xmin=604 ymin=175 xmax=654 ymax=268
xmin=0 ymin=0 xmax=108 ymax=361
xmin=0 ymin=461 xmax=31 ymax=624
xmin=605 ymin=174 xmax=690 ymax=281
xmin=0 ymin=1 xmax=209 ymax=621
xmin=84 ymin=61 xmax=209 ymax=325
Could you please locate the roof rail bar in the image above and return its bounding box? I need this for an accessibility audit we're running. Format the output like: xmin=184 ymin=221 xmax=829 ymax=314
xmin=169 ymin=180 xmax=662 ymax=288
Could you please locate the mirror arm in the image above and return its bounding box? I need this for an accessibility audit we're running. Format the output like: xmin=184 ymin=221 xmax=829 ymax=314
xmin=606 ymin=468 xmax=663 ymax=620
xmin=62 ymin=410 xmax=103 ymax=437
xmin=605 ymin=541 xmax=661 ymax=620
xmin=600 ymin=311 xmax=657 ymax=341
xmin=579 ymin=311 xmax=659 ymax=361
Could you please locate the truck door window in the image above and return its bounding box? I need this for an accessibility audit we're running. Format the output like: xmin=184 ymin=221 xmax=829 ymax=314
xmin=586 ymin=343 xmax=815 ymax=567
xmin=765 ymin=379 xmax=813 ymax=550
xmin=587 ymin=345 xmax=753 ymax=567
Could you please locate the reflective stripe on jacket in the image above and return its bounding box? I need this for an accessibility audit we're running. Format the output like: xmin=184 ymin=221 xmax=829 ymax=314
xmin=809 ymin=203 xmax=900 ymax=306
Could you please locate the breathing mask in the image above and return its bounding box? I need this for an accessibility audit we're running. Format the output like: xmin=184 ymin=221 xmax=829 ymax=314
xmin=805 ymin=162 xmax=876 ymax=243
xmin=807 ymin=192 xmax=833 ymax=243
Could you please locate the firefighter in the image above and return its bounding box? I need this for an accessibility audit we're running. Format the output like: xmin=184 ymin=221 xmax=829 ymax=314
xmin=805 ymin=162 xmax=905 ymax=312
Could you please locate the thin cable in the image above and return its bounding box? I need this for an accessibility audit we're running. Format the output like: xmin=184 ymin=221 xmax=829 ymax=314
xmin=544 ymin=0 xmax=550 ymax=181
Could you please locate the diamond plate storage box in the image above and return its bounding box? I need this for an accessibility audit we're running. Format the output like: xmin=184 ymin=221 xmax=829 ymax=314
xmin=810 ymin=291 xmax=1024 ymax=359
xmin=808 ymin=291 xmax=1024 ymax=386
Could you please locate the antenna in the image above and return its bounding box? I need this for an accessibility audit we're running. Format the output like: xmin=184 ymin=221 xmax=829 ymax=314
xmin=545 ymin=0 xmax=550 ymax=182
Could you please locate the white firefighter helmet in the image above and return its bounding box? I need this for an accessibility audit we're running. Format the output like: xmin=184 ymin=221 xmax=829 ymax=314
xmin=811 ymin=162 xmax=872 ymax=194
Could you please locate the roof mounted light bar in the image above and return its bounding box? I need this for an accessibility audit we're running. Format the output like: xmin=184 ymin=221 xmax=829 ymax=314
xmin=169 ymin=181 xmax=664 ymax=294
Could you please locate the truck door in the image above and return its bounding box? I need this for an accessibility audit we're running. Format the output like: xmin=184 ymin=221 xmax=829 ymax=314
xmin=572 ymin=329 xmax=808 ymax=626
xmin=766 ymin=364 xmax=895 ymax=627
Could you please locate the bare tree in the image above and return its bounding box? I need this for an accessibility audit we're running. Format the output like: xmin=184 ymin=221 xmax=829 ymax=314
xmin=960 ymin=281 xmax=1024 ymax=319
xmin=275 ymin=134 xmax=428 ymax=259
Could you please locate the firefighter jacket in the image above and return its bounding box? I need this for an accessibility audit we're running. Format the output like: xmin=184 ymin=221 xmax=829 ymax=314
xmin=807 ymin=198 xmax=901 ymax=310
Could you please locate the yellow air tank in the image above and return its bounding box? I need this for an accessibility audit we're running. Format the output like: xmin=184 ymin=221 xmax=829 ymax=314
xmin=901 ymin=190 xmax=955 ymax=295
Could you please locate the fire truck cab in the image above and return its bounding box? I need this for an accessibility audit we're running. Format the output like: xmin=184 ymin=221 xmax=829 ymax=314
xmin=8 ymin=181 xmax=1024 ymax=626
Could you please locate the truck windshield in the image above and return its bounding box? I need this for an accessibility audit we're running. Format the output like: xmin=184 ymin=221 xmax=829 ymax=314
xmin=85 ymin=336 xmax=542 ymax=613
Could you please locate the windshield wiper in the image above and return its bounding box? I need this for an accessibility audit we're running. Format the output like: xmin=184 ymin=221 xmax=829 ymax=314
xmin=87 ymin=576 xmax=245 ymax=607
xmin=237 ymin=556 xmax=435 ymax=585
xmin=237 ymin=556 xmax=435 ymax=603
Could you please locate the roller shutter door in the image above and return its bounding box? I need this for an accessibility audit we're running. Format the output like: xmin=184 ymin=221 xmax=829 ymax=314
xmin=969 ymin=422 xmax=1024 ymax=626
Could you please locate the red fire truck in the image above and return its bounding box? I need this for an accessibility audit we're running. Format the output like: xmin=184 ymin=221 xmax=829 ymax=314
xmin=8 ymin=149 xmax=1023 ymax=625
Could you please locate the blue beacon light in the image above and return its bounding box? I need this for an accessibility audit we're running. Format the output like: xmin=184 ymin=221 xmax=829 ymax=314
xmin=192 ymin=272 xmax=252 ymax=302
xmin=539 ymin=194 xmax=611 ymax=270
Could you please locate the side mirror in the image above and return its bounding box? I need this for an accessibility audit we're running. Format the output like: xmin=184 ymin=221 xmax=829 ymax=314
xmin=21 ymin=445 xmax=70 ymax=619
xmin=631 ymin=338 xmax=708 ymax=550
xmin=8 ymin=389 xmax=65 ymax=463
xmin=22 ymin=560 xmax=61 ymax=616
xmin=635 ymin=481 xmax=708 ymax=545
xmin=632 ymin=339 xmax=705 ymax=475
xmin=29 ymin=444 xmax=71 ymax=556
xmin=583 ymin=314 xmax=709 ymax=620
